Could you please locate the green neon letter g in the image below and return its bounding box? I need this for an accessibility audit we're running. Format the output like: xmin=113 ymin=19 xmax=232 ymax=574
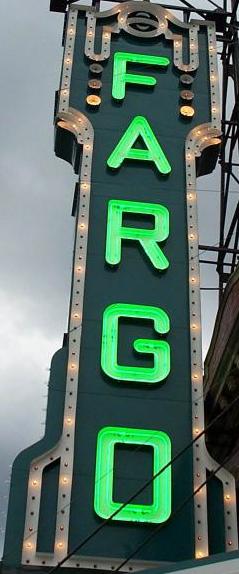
xmin=101 ymin=303 xmax=170 ymax=383
xmin=106 ymin=199 xmax=169 ymax=270
xmin=94 ymin=426 xmax=172 ymax=523
xmin=112 ymin=52 xmax=170 ymax=100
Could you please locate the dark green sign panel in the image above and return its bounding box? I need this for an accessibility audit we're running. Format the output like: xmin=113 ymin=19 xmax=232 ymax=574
xmin=3 ymin=2 xmax=238 ymax=571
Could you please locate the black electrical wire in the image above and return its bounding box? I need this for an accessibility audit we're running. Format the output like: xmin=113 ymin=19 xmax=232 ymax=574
xmin=114 ymin=449 xmax=236 ymax=573
xmin=200 ymin=287 xmax=220 ymax=290
xmin=47 ymin=392 xmax=239 ymax=574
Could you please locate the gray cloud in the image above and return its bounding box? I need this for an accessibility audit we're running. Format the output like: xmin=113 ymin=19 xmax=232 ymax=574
xmin=0 ymin=0 xmax=76 ymax=555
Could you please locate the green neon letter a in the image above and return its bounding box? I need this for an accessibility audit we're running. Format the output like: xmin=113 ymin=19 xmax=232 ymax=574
xmin=106 ymin=199 xmax=169 ymax=270
xmin=107 ymin=116 xmax=171 ymax=175
xmin=112 ymin=52 xmax=170 ymax=100
xmin=101 ymin=303 xmax=170 ymax=384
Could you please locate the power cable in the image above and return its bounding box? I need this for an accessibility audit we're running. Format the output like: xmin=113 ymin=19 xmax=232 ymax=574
xmin=76 ymin=178 xmax=239 ymax=194
xmin=114 ymin=449 xmax=236 ymax=573
xmin=47 ymin=392 xmax=239 ymax=574
xmin=2 ymin=382 xmax=203 ymax=559
xmin=200 ymin=287 xmax=220 ymax=290
xmin=3 ymin=373 xmax=236 ymax=563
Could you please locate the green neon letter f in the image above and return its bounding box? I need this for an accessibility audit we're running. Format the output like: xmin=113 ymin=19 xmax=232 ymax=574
xmin=112 ymin=52 xmax=170 ymax=100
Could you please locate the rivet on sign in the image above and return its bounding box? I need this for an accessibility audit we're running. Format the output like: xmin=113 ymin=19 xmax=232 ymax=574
xmin=180 ymin=74 xmax=194 ymax=85
xmin=180 ymin=90 xmax=194 ymax=101
xmin=89 ymin=63 xmax=103 ymax=75
xmin=88 ymin=79 xmax=102 ymax=90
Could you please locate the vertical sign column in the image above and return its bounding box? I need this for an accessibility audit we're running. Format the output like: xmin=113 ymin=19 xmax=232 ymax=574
xmin=94 ymin=52 xmax=173 ymax=523
xmin=3 ymin=4 xmax=238 ymax=571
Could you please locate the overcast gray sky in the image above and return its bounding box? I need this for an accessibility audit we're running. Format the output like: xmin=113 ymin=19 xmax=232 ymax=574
xmin=0 ymin=0 xmax=75 ymax=552
xmin=0 ymin=0 xmax=236 ymax=558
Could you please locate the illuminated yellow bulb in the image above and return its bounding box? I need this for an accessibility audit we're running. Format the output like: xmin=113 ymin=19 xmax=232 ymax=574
xmin=57 ymin=542 xmax=64 ymax=549
xmin=65 ymin=417 xmax=73 ymax=425
xmin=25 ymin=542 xmax=33 ymax=550
xmin=63 ymin=89 xmax=68 ymax=96
xmin=209 ymin=45 xmax=214 ymax=51
xmin=191 ymin=323 xmax=197 ymax=330
xmin=69 ymin=28 xmax=74 ymax=35
xmin=187 ymin=153 xmax=192 ymax=160
xmin=32 ymin=480 xmax=38 ymax=487
xmin=85 ymin=144 xmax=91 ymax=151
xmin=73 ymin=313 xmax=80 ymax=319
xmin=196 ymin=488 xmax=203 ymax=496
xmin=225 ymin=494 xmax=231 ymax=501
xmin=80 ymin=223 xmax=85 ymax=229
xmin=180 ymin=105 xmax=195 ymax=118
xmin=119 ymin=16 xmax=124 ymax=22
xmin=82 ymin=182 xmax=89 ymax=190
xmin=65 ymin=58 xmax=72 ymax=65
xmin=197 ymin=130 xmax=201 ymax=136
xmin=160 ymin=21 xmax=166 ymax=28
xmin=212 ymin=107 xmax=217 ymax=113
xmin=196 ymin=552 xmax=205 ymax=559
xmin=87 ymin=31 xmax=93 ymax=37
xmin=193 ymin=374 xmax=199 ymax=380
xmin=76 ymin=266 xmax=82 ymax=273
xmin=175 ymin=41 xmax=180 ymax=47
xmin=188 ymin=193 xmax=194 ymax=200
xmin=189 ymin=234 xmax=195 ymax=240
xmin=86 ymin=94 xmax=101 ymax=106
xmin=104 ymin=32 xmax=110 ymax=38
xmin=62 ymin=476 xmax=69 ymax=484
xmin=194 ymin=428 xmax=200 ymax=435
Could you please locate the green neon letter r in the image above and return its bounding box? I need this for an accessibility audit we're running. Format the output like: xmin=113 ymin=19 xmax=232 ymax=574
xmin=112 ymin=52 xmax=170 ymax=100
xmin=101 ymin=303 xmax=170 ymax=384
xmin=106 ymin=199 xmax=169 ymax=270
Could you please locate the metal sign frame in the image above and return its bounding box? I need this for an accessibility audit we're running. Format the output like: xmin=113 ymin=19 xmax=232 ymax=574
xmin=19 ymin=3 xmax=237 ymax=570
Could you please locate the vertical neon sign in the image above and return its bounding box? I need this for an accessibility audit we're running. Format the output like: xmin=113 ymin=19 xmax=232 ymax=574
xmin=4 ymin=4 xmax=238 ymax=571
xmin=94 ymin=51 xmax=173 ymax=521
